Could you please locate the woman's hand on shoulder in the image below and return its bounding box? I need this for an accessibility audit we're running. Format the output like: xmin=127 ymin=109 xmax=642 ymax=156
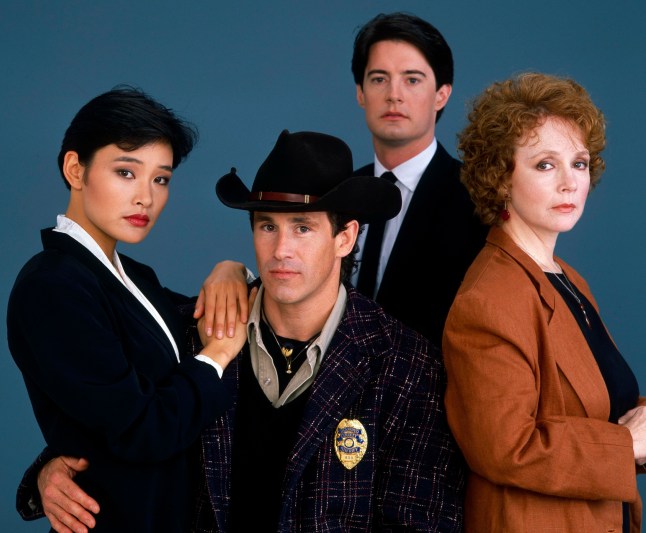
xmin=197 ymin=286 xmax=258 ymax=370
xmin=193 ymin=260 xmax=251 ymax=339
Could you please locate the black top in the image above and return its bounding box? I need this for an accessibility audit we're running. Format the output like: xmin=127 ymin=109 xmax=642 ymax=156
xmin=547 ymin=273 xmax=638 ymax=422
xmin=259 ymin=319 xmax=311 ymax=394
xmin=228 ymin=351 xmax=311 ymax=532
xmin=547 ymin=272 xmax=638 ymax=533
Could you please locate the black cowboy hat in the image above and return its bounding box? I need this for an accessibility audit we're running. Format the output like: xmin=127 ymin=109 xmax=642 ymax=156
xmin=216 ymin=129 xmax=401 ymax=224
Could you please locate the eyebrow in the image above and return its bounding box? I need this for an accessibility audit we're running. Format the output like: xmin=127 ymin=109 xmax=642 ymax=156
xmin=524 ymin=149 xmax=590 ymax=161
xmin=113 ymin=156 xmax=173 ymax=172
xmin=366 ymin=68 xmax=427 ymax=78
xmin=538 ymin=148 xmax=589 ymax=156
xmin=256 ymin=212 xmax=320 ymax=225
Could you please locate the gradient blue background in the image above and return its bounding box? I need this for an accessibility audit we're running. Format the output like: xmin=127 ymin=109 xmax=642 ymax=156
xmin=2 ymin=1 xmax=644 ymax=530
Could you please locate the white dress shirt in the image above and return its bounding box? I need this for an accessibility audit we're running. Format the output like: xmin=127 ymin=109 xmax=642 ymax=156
xmin=352 ymin=139 xmax=437 ymax=297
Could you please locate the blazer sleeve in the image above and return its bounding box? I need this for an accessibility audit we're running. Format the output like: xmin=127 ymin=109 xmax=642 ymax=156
xmin=442 ymin=278 xmax=638 ymax=503
xmin=15 ymin=447 xmax=55 ymax=520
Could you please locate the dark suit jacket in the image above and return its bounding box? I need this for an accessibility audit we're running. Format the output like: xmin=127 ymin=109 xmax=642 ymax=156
xmin=355 ymin=142 xmax=488 ymax=347
xmin=9 ymin=229 xmax=232 ymax=532
xmin=192 ymin=286 xmax=466 ymax=532
xmin=443 ymin=227 xmax=644 ymax=532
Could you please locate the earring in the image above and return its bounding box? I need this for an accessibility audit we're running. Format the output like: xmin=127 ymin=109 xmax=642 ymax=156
xmin=501 ymin=197 xmax=510 ymax=221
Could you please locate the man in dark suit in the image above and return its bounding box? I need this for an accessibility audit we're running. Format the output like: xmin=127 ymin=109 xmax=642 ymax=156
xmin=351 ymin=12 xmax=488 ymax=346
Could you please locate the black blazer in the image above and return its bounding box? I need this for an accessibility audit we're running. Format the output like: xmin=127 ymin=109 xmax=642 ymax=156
xmin=8 ymin=229 xmax=232 ymax=532
xmin=355 ymin=143 xmax=488 ymax=347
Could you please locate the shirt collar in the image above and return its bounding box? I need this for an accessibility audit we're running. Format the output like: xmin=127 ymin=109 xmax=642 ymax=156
xmin=248 ymin=283 xmax=347 ymax=361
xmin=374 ymin=138 xmax=437 ymax=192
xmin=53 ymin=214 xmax=123 ymax=275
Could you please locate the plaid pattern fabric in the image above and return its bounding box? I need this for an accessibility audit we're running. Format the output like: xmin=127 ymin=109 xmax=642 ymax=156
xmin=16 ymin=447 xmax=56 ymax=520
xmin=192 ymin=286 xmax=465 ymax=532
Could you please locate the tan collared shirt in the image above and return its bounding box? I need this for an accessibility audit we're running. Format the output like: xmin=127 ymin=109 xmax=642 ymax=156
xmin=247 ymin=284 xmax=347 ymax=407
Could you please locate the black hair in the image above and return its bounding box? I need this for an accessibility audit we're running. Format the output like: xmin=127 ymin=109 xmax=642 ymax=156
xmin=57 ymin=85 xmax=198 ymax=189
xmin=351 ymin=12 xmax=454 ymax=122
xmin=328 ymin=211 xmax=358 ymax=283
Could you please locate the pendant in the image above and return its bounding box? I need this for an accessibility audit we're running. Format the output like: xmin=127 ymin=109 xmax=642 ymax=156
xmin=281 ymin=343 xmax=294 ymax=373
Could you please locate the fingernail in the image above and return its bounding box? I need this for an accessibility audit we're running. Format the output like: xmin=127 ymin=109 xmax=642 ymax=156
xmin=227 ymin=327 xmax=234 ymax=337
xmin=206 ymin=327 xmax=213 ymax=337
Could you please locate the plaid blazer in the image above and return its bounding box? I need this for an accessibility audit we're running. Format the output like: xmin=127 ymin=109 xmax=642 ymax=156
xmin=192 ymin=286 xmax=465 ymax=532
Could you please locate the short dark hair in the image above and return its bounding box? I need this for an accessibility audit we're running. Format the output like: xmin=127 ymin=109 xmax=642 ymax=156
xmin=57 ymin=85 xmax=198 ymax=189
xmin=351 ymin=12 xmax=454 ymax=122
xmin=328 ymin=211 xmax=358 ymax=283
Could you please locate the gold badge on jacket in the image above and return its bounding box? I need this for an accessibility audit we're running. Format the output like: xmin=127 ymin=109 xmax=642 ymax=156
xmin=334 ymin=419 xmax=367 ymax=470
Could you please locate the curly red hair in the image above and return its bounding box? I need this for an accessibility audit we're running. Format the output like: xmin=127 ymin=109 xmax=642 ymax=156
xmin=457 ymin=72 xmax=606 ymax=226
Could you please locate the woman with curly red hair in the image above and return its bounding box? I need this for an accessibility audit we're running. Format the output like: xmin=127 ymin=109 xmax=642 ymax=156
xmin=443 ymin=72 xmax=646 ymax=532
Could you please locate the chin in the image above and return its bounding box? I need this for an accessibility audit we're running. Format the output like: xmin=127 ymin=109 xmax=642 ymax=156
xmin=120 ymin=232 xmax=152 ymax=245
xmin=554 ymin=222 xmax=579 ymax=234
xmin=268 ymin=285 xmax=299 ymax=305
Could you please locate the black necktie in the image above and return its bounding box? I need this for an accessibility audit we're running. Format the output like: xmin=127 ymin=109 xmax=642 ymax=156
xmin=356 ymin=171 xmax=397 ymax=298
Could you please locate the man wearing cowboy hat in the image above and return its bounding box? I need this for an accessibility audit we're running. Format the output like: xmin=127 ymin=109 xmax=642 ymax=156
xmin=26 ymin=129 xmax=465 ymax=531
xmin=192 ymin=12 xmax=487 ymax=348
xmin=192 ymin=129 xmax=464 ymax=531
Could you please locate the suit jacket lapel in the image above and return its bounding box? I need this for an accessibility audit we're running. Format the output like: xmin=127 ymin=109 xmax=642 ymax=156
xmin=488 ymin=227 xmax=610 ymax=420
xmin=551 ymin=263 xmax=611 ymax=420
xmin=283 ymin=318 xmax=373 ymax=492
xmin=379 ymin=143 xmax=455 ymax=295
xmin=43 ymin=229 xmax=180 ymax=364
xmin=123 ymin=262 xmax=186 ymax=357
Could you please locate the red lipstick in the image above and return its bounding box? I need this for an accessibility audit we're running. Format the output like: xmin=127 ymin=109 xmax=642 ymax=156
xmin=124 ymin=214 xmax=150 ymax=227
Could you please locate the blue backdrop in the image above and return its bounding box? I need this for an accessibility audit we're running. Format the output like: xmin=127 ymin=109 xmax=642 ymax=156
xmin=1 ymin=1 xmax=644 ymax=530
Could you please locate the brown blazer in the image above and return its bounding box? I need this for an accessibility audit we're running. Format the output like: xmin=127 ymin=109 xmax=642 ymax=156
xmin=443 ymin=226 xmax=644 ymax=532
